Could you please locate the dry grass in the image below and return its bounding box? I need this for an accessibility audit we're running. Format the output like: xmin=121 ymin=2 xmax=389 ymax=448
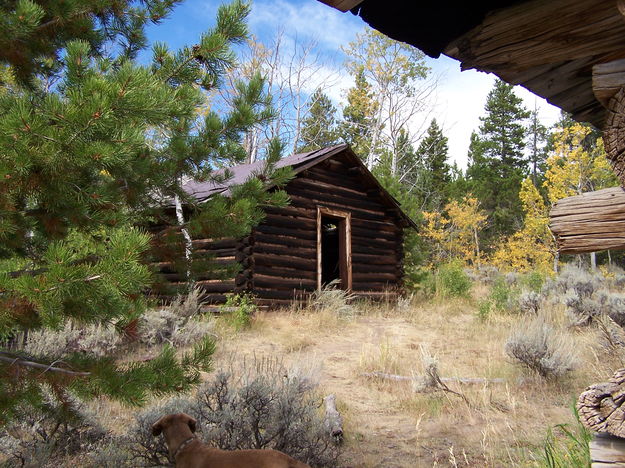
xmin=201 ymin=287 xmax=616 ymax=467
xmin=22 ymin=281 xmax=616 ymax=467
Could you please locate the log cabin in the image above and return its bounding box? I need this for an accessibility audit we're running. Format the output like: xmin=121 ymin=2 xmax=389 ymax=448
xmin=150 ymin=144 xmax=416 ymax=308
xmin=316 ymin=0 xmax=625 ymax=460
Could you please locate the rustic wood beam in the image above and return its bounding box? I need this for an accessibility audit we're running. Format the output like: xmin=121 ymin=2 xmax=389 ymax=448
xmin=550 ymin=187 xmax=625 ymax=253
xmin=593 ymin=58 xmax=625 ymax=107
xmin=578 ymin=367 xmax=625 ymax=437
xmin=604 ymin=87 xmax=625 ymax=185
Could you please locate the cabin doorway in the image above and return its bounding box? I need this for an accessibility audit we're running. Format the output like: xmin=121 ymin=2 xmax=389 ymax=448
xmin=317 ymin=207 xmax=351 ymax=290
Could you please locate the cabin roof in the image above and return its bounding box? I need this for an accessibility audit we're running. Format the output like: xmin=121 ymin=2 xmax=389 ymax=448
xmin=182 ymin=144 xmax=418 ymax=228
xmin=322 ymin=0 xmax=625 ymax=129
xmin=181 ymin=144 xmax=346 ymax=200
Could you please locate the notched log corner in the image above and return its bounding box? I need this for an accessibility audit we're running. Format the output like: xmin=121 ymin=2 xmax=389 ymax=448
xmin=578 ymin=368 xmax=625 ymax=437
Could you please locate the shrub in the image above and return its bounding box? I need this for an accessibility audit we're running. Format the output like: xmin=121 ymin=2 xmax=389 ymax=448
xmin=518 ymin=291 xmax=542 ymax=315
xmin=523 ymin=271 xmax=546 ymax=293
xmin=505 ymin=315 xmax=579 ymax=378
xmin=14 ymin=321 xmax=122 ymax=358
xmin=430 ymin=261 xmax=472 ymax=299
xmin=310 ymin=280 xmax=357 ymax=317
xmin=490 ymin=276 xmax=519 ymax=312
xmin=139 ymin=307 xmax=214 ymax=346
xmin=169 ymin=285 xmax=204 ymax=318
xmin=0 ymin=389 xmax=107 ymax=467
xmin=221 ymin=293 xmax=256 ymax=330
xmin=124 ymin=397 xmax=197 ymax=467
xmin=196 ymin=358 xmax=340 ymax=467
xmin=476 ymin=299 xmax=491 ymax=321
xmin=138 ymin=308 xmax=181 ymax=345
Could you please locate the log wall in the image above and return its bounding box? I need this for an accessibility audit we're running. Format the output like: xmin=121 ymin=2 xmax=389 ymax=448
xmin=148 ymin=225 xmax=247 ymax=305
xmin=250 ymin=152 xmax=405 ymax=307
xmin=149 ymin=151 xmax=408 ymax=308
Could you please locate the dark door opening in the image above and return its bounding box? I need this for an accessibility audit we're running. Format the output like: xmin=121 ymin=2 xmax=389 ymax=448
xmin=317 ymin=207 xmax=352 ymax=290
xmin=321 ymin=218 xmax=340 ymax=286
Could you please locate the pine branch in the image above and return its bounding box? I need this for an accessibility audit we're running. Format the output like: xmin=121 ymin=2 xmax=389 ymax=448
xmin=6 ymin=254 xmax=100 ymax=279
xmin=0 ymin=352 xmax=90 ymax=377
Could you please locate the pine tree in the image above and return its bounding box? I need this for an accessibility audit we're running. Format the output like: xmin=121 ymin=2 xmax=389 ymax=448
xmin=0 ymin=0 xmax=289 ymax=425
xmin=526 ymin=107 xmax=548 ymax=186
xmin=0 ymin=0 xmax=182 ymax=85
xmin=298 ymin=88 xmax=339 ymax=152
xmin=416 ymin=118 xmax=451 ymax=210
xmin=466 ymin=79 xmax=530 ymax=245
xmin=340 ymin=67 xmax=378 ymax=159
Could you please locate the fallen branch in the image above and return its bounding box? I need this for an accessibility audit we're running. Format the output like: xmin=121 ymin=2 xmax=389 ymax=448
xmin=361 ymin=371 xmax=505 ymax=385
xmin=323 ymin=394 xmax=343 ymax=444
xmin=0 ymin=352 xmax=90 ymax=377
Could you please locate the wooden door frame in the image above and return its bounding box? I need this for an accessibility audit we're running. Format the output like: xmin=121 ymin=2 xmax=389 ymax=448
xmin=316 ymin=206 xmax=352 ymax=291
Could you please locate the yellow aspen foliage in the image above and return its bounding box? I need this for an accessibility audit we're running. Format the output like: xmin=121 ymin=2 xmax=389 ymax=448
xmin=544 ymin=123 xmax=617 ymax=204
xmin=422 ymin=196 xmax=486 ymax=267
xmin=492 ymin=178 xmax=553 ymax=273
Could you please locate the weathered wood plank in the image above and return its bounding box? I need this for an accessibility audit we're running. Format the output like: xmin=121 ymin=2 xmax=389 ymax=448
xmin=253 ymin=243 xmax=316 ymax=258
xmin=254 ymin=265 xmax=316 ymax=280
xmin=254 ymin=232 xmax=315 ymax=249
xmin=550 ymin=187 xmax=625 ymax=253
xmin=255 ymin=224 xmax=317 ymax=241
xmin=590 ymin=433 xmax=625 ymax=467
xmin=254 ymin=253 xmax=317 ymax=270
xmin=352 ymin=253 xmax=397 ymax=265
xmin=254 ymin=274 xmax=316 ymax=289
xmin=289 ymin=194 xmax=387 ymax=221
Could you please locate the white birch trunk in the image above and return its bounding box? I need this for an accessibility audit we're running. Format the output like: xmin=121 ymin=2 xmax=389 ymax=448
xmin=174 ymin=194 xmax=193 ymax=283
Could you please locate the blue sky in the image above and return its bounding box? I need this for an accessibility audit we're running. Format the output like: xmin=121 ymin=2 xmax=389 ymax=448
xmin=146 ymin=0 xmax=561 ymax=168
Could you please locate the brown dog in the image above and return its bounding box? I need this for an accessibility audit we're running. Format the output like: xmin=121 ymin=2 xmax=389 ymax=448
xmin=152 ymin=413 xmax=311 ymax=468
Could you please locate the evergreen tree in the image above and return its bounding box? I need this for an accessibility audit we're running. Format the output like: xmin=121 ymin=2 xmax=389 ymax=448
xmin=298 ymin=88 xmax=339 ymax=152
xmin=0 ymin=0 xmax=182 ymax=85
xmin=466 ymin=79 xmax=530 ymax=245
xmin=526 ymin=107 xmax=548 ymax=186
xmin=340 ymin=67 xmax=378 ymax=159
xmin=0 ymin=0 xmax=289 ymax=424
xmin=416 ymin=118 xmax=451 ymax=210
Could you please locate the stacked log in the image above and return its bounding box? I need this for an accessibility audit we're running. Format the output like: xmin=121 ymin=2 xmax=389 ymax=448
xmin=149 ymin=230 xmax=241 ymax=304
xmin=549 ymin=187 xmax=625 ymax=254
xmin=249 ymin=153 xmax=403 ymax=307
xmin=149 ymin=149 xmax=408 ymax=309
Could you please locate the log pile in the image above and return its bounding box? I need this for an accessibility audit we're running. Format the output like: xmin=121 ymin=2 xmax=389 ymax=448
xmin=549 ymin=187 xmax=625 ymax=254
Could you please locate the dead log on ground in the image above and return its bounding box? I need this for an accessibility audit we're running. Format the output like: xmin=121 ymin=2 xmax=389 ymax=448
xmin=323 ymin=394 xmax=343 ymax=444
xmin=361 ymin=371 xmax=505 ymax=385
xmin=578 ymin=368 xmax=625 ymax=437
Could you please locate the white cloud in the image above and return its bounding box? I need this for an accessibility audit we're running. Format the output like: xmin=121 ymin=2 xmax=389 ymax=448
xmin=249 ymin=0 xmax=363 ymax=53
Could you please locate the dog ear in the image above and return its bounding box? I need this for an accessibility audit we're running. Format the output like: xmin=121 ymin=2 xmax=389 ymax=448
xmin=152 ymin=422 xmax=163 ymax=437
xmin=187 ymin=416 xmax=197 ymax=433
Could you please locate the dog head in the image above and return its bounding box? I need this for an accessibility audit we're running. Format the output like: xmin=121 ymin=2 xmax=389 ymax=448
xmin=152 ymin=412 xmax=197 ymax=437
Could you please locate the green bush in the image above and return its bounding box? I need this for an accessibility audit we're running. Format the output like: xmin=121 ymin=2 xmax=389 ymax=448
xmin=430 ymin=261 xmax=472 ymax=299
xmin=490 ymin=276 xmax=519 ymax=312
xmin=523 ymin=271 xmax=546 ymax=293
xmin=477 ymin=299 xmax=491 ymax=321
xmin=221 ymin=293 xmax=256 ymax=330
